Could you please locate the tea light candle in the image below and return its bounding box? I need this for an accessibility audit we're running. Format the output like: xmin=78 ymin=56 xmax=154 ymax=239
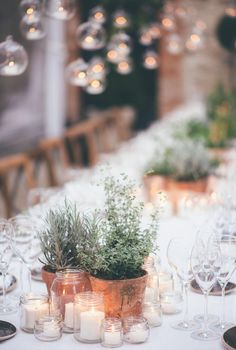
xmin=160 ymin=291 xmax=183 ymax=314
xmin=21 ymin=296 xmax=49 ymax=332
xmin=64 ymin=302 xmax=74 ymax=329
xmin=159 ymin=271 xmax=173 ymax=294
xmin=126 ymin=324 xmax=149 ymax=343
xmin=43 ymin=320 xmax=61 ymax=337
xmin=101 ymin=318 xmax=123 ymax=347
xmin=34 ymin=315 xmax=62 ymax=341
xmin=143 ymin=303 xmax=162 ymax=327
xmin=80 ymin=309 xmax=105 ymax=341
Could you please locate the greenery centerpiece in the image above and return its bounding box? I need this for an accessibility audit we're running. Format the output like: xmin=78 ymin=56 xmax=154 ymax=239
xmin=79 ymin=174 xmax=159 ymax=317
xmin=39 ymin=201 xmax=96 ymax=292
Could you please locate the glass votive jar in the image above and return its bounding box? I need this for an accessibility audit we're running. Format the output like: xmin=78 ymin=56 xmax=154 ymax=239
xmin=158 ymin=270 xmax=173 ymax=294
xmin=34 ymin=315 xmax=62 ymax=341
xmin=160 ymin=291 xmax=183 ymax=314
xmin=143 ymin=256 xmax=158 ymax=303
xmin=101 ymin=318 xmax=123 ymax=348
xmin=50 ymin=269 xmax=91 ymax=333
xmin=123 ymin=316 xmax=150 ymax=344
xmin=142 ymin=302 xmax=162 ymax=327
xmin=74 ymin=291 xmax=105 ymax=343
xmin=20 ymin=294 xmax=49 ymax=333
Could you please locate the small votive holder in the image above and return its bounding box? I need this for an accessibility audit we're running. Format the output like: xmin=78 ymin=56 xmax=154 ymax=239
xmin=123 ymin=316 xmax=149 ymax=344
xmin=160 ymin=291 xmax=183 ymax=315
xmin=34 ymin=315 xmax=62 ymax=341
xmin=158 ymin=270 xmax=173 ymax=294
xmin=20 ymin=294 xmax=49 ymax=333
xmin=101 ymin=318 xmax=123 ymax=348
xmin=142 ymin=302 xmax=162 ymax=327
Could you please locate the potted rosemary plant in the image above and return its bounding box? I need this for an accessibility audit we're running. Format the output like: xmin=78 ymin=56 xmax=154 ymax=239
xmin=79 ymin=174 xmax=158 ymax=318
xmin=39 ymin=201 xmax=95 ymax=293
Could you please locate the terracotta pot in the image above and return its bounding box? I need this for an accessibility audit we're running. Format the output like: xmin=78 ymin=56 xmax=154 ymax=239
xmin=143 ymin=175 xmax=167 ymax=201
xmin=167 ymin=177 xmax=208 ymax=193
xmin=90 ymin=272 xmax=147 ymax=318
xmin=41 ymin=266 xmax=56 ymax=295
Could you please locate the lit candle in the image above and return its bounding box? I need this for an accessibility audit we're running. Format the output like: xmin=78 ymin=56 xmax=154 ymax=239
xmin=1 ymin=61 xmax=19 ymax=75
xmin=104 ymin=325 xmax=122 ymax=346
xmin=80 ymin=309 xmax=105 ymax=341
xmin=143 ymin=306 xmax=162 ymax=327
xmin=22 ymin=301 xmax=48 ymax=330
xmin=161 ymin=291 xmax=183 ymax=314
xmin=64 ymin=302 xmax=74 ymax=329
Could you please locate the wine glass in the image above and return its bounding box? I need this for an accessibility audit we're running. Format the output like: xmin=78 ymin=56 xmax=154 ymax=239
xmin=209 ymin=234 xmax=236 ymax=333
xmin=191 ymin=238 xmax=219 ymax=341
xmin=167 ymin=237 xmax=198 ymax=331
xmin=10 ymin=215 xmax=42 ymax=294
xmin=0 ymin=219 xmax=17 ymax=314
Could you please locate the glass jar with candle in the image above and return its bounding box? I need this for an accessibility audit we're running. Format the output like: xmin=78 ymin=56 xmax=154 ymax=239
xmin=160 ymin=291 xmax=183 ymax=315
xmin=20 ymin=294 xmax=49 ymax=333
xmin=158 ymin=269 xmax=173 ymax=295
xmin=50 ymin=269 xmax=91 ymax=333
xmin=142 ymin=302 xmax=162 ymax=327
xmin=34 ymin=315 xmax=62 ymax=341
xmin=74 ymin=291 xmax=105 ymax=343
xmin=101 ymin=318 xmax=123 ymax=348
xmin=143 ymin=256 xmax=159 ymax=303
xmin=123 ymin=316 xmax=150 ymax=344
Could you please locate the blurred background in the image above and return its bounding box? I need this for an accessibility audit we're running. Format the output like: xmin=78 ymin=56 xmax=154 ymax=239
xmin=0 ymin=0 xmax=235 ymax=217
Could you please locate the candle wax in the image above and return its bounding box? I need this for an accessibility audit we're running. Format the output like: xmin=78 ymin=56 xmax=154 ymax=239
xmin=64 ymin=302 xmax=74 ymax=329
xmin=104 ymin=331 xmax=121 ymax=345
xmin=80 ymin=310 xmax=105 ymax=341
xmin=126 ymin=325 xmax=148 ymax=343
xmin=43 ymin=321 xmax=60 ymax=337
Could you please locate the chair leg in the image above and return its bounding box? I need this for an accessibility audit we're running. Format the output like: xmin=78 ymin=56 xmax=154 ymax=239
xmin=0 ymin=175 xmax=12 ymax=218
xmin=86 ymin=132 xmax=98 ymax=166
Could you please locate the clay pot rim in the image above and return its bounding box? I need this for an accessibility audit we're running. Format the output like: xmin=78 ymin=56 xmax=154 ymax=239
xmin=168 ymin=176 xmax=208 ymax=183
xmin=90 ymin=270 xmax=147 ymax=283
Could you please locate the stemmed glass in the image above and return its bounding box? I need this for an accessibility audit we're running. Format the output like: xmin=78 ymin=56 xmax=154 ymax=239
xmin=10 ymin=215 xmax=42 ymax=294
xmin=167 ymin=237 xmax=198 ymax=331
xmin=209 ymin=234 xmax=236 ymax=333
xmin=191 ymin=238 xmax=219 ymax=341
xmin=0 ymin=219 xmax=17 ymax=314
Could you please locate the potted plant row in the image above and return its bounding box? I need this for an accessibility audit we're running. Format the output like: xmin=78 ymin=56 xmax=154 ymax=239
xmin=39 ymin=175 xmax=158 ymax=318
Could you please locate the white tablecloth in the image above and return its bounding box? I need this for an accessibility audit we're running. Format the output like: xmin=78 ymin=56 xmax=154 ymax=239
xmin=2 ymin=101 xmax=236 ymax=350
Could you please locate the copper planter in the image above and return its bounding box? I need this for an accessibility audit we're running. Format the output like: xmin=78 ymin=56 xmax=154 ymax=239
xmin=90 ymin=272 xmax=147 ymax=318
xmin=143 ymin=175 xmax=167 ymax=201
xmin=41 ymin=266 xmax=56 ymax=295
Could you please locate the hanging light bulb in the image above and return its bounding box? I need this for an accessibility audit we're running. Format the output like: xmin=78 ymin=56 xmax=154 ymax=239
xmin=148 ymin=22 xmax=162 ymax=40
xmin=19 ymin=0 xmax=41 ymax=16
xmin=87 ymin=56 xmax=106 ymax=79
xmin=76 ymin=22 xmax=106 ymax=50
xmin=143 ymin=50 xmax=159 ymax=69
xmin=139 ymin=27 xmax=153 ymax=46
xmin=89 ymin=6 xmax=106 ymax=25
xmin=161 ymin=14 xmax=176 ymax=32
xmin=193 ymin=20 xmax=207 ymax=35
xmin=44 ymin=0 xmax=76 ymax=20
xmin=116 ymin=57 xmax=133 ymax=75
xmin=66 ymin=58 xmax=88 ymax=87
xmin=113 ymin=10 xmax=130 ymax=29
xmin=0 ymin=36 xmax=28 ymax=76
xmin=185 ymin=32 xmax=204 ymax=52
xmin=85 ymin=77 xmax=106 ymax=94
xmin=225 ymin=3 xmax=236 ymax=17
xmin=174 ymin=6 xmax=188 ymax=19
xmin=166 ymin=33 xmax=184 ymax=55
xmin=110 ymin=32 xmax=132 ymax=56
xmin=20 ymin=13 xmax=46 ymax=40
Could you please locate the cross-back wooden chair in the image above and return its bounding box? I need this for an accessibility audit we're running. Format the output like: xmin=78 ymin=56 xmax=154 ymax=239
xmin=0 ymin=153 xmax=35 ymax=218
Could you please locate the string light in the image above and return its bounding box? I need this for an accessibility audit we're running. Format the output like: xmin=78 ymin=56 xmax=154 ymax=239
xmin=76 ymin=22 xmax=106 ymax=50
xmin=0 ymin=36 xmax=28 ymax=76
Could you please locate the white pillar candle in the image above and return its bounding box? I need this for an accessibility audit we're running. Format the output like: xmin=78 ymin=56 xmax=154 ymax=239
xmin=23 ymin=301 xmax=47 ymax=329
xmin=64 ymin=302 xmax=74 ymax=329
xmin=126 ymin=324 xmax=148 ymax=343
xmin=43 ymin=320 xmax=60 ymax=337
xmin=80 ymin=309 xmax=105 ymax=341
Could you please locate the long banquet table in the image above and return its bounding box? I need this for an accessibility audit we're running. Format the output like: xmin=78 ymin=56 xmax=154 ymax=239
xmin=2 ymin=101 xmax=236 ymax=350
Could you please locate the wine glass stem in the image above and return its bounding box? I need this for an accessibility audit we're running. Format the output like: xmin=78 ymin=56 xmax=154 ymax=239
xmin=0 ymin=272 xmax=7 ymax=307
xmin=203 ymin=291 xmax=208 ymax=333
xmin=27 ymin=267 xmax=32 ymax=293
xmin=221 ymin=285 xmax=226 ymax=325
xmin=183 ymin=282 xmax=189 ymax=324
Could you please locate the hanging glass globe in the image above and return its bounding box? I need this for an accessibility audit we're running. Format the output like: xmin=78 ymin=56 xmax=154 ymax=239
xmin=174 ymin=6 xmax=188 ymax=19
xmin=185 ymin=32 xmax=204 ymax=52
xmin=110 ymin=32 xmax=132 ymax=56
xmin=85 ymin=76 xmax=106 ymax=94
xmin=20 ymin=13 xmax=46 ymax=40
xmin=166 ymin=33 xmax=184 ymax=55
xmin=143 ymin=50 xmax=159 ymax=69
xmin=44 ymin=0 xmax=76 ymax=20
xmin=87 ymin=56 xmax=106 ymax=79
xmin=66 ymin=58 xmax=88 ymax=87
xmin=139 ymin=27 xmax=153 ymax=46
xmin=106 ymin=44 xmax=122 ymax=63
xmin=161 ymin=14 xmax=176 ymax=32
xmin=19 ymin=0 xmax=41 ymax=16
xmin=148 ymin=22 xmax=162 ymax=40
xmin=113 ymin=10 xmax=130 ymax=29
xmin=89 ymin=6 xmax=106 ymax=25
xmin=193 ymin=20 xmax=207 ymax=35
xmin=76 ymin=21 xmax=106 ymax=50
xmin=0 ymin=36 xmax=28 ymax=76
xmin=116 ymin=57 xmax=133 ymax=75
xmin=225 ymin=4 xmax=236 ymax=17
